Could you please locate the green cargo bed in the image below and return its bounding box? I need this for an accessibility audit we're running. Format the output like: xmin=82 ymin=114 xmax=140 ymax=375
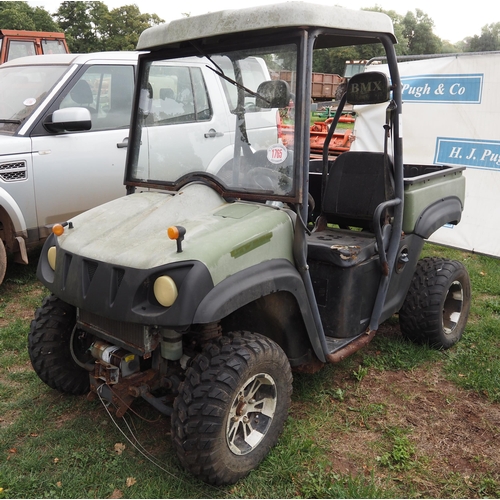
xmin=403 ymin=164 xmax=466 ymax=235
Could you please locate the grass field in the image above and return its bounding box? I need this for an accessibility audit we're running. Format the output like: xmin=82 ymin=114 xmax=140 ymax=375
xmin=1 ymin=243 xmax=499 ymax=498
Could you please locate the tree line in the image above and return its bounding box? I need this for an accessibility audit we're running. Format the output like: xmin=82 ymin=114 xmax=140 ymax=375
xmin=0 ymin=1 xmax=499 ymax=74
xmin=0 ymin=1 xmax=164 ymax=52
xmin=314 ymin=7 xmax=500 ymax=74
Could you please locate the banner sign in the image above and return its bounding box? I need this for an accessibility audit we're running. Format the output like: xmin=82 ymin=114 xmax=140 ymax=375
xmin=401 ymin=74 xmax=483 ymax=103
xmin=435 ymin=138 xmax=500 ymax=170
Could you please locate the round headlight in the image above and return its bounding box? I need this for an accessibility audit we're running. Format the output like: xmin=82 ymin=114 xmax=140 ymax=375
xmin=154 ymin=276 xmax=178 ymax=307
xmin=47 ymin=246 xmax=57 ymax=271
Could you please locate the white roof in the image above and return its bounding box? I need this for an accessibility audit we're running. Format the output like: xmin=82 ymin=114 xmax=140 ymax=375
xmin=137 ymin=1 xmax=395 ymax=51
xmin=0 ymin=51 xmax=140 ymax=68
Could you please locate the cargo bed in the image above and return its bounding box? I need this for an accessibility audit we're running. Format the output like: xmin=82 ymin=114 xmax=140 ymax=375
xmin=403 ymin=164 xmax=466 ymax=235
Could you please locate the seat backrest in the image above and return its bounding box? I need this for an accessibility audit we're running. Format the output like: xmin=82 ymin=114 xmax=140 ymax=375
xmin=70 ymin=80 xmax=94 ymax=107
xmin=322 ymin=151 xmax=389 ymax=230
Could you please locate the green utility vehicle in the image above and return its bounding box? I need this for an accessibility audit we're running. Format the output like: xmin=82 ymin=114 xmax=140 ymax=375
xmin=30 ymin=2 xmax=471 ymax=485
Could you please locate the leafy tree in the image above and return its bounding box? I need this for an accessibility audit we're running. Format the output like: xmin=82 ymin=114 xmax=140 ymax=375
xmin=55 ymin=1 xmax=109 ymax=52
xmin=101 ymin=4 xmax=164 ymax=51
xmin=311 ymin=6 xmax=458 ymax=75
xmin=0 ymin=1 xmax=62 ymax=31
xmin=400 ymin=9 xmax=442 ymax=55
xmin=55 ymin=1 xmax=164 ymax=53
xmin=364 ymin=6 xmax=409 ymax=56
xmin=464 ymin=23 xmax=500 ymax=52
xmin=312 ymin=7 xmax=403 ymax=75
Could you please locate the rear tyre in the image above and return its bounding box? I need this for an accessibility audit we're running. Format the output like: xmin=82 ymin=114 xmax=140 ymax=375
xmin=399 ymin=257 xmax=471 ymax=349
xmin=29 ymin=294 xmax=92 ymax=394
xmin=171 ymin=331 xmax=292 ymax=485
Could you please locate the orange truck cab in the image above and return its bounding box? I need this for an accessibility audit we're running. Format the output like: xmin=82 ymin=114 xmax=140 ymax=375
xmin=0 ymin=29 xmax=69 ymax=63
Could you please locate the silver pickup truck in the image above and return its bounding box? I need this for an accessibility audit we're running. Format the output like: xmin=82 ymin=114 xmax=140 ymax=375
xmin=0 ymin=51 xmax=278 ymax=284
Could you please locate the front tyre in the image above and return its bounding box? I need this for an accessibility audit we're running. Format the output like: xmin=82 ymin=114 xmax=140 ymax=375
xmin=399 ymin=257 xmax=471 ymax=349
xmin=29 ymin=294 xmax=92 ymax=395
xmin=171 ymin=331 xmax=293 ymax=485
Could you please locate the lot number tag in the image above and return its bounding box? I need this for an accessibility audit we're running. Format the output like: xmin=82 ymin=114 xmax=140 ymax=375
xmin=267 ymin=144 xmax=287 ymax=164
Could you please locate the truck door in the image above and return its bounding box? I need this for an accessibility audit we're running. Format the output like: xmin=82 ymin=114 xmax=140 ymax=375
xmin=30 ymin=63 xmax=135 ymax=230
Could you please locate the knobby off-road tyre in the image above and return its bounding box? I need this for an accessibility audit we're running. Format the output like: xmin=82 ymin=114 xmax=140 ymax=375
xmin=171 ymin=331 xmax=293 ymax=485
xmin=29 ymin=294 xmax=91 ymax=395
xmin=399 ymin=257 xmax=471 ymax=349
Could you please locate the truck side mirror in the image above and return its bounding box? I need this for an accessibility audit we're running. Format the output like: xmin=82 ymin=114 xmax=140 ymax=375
xmin=346 ymin=72 xmax=391 ymax=105
xmin=256 ymin=80 xmax=291 ymax=109
xmin=44 ymin=107 xmax=92 ymax=132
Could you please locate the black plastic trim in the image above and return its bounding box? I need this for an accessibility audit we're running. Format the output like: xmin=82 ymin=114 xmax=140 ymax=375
xmin=37 ymin=237 xmax=214 ymax=328
xmin=193 ymin=259 xmax=324 ymax=358
xmin=413 ymin=196 xmax=463 ymax=239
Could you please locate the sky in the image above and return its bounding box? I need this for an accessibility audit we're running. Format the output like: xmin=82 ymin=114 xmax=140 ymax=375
xmin=28 ymin=0 xmax=500 ymax=44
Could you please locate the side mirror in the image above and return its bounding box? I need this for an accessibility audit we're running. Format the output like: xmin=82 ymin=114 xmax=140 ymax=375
xmin=44 ymin=107 xmax=92 ymax=132
xmin=346 ymin=72 xmax=391 ymax=105
xmin=256 ymin=80 xmax=291 ymax=109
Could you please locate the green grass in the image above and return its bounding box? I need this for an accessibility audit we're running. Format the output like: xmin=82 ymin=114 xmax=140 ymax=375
xmin=421 ymin=244 xmax=500 ymax=401
xmin=1 ymin=243 xmax=500 ymax=498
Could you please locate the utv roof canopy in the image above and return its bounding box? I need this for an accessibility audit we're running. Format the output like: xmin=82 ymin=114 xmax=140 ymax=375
xmin=137 ymin=1 xmax=396 ymax=51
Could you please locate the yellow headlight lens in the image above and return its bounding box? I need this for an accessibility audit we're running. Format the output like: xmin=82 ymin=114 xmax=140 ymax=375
xmin=47 ymin=246 xmax=57 ymax=271
xmin=153 ymin=276 xmax=178 ymax=307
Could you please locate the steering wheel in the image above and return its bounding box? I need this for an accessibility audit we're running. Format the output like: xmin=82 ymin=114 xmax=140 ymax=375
xmin=246 ymin=166 xmax=316 ymax=219
xmin=245 ymin=167 xmax=292 ymax=193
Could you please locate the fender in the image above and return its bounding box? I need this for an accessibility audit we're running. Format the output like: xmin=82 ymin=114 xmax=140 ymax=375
xmin=193 ymin=258 xmax=324 ymax=359
xmin=413 ymin=196 xmax=463 ymax=239
xmin=0 ymin=187 xmax=29 ymax=263
xmin=0 ymin=186 xmax=28 ymax=237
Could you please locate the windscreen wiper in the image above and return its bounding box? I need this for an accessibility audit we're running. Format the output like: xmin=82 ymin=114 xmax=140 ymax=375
xmin=0 ymin=119 xmax=22 ymax=124
xmin=190 ymin=42 xmax=270 ymax=105
xmin=205 ymin=64 xmax=270 ymax=105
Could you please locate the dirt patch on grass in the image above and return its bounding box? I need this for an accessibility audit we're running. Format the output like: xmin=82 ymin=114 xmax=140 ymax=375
xmin=356 ymin=365 xmax=500 ymax=464
xmin=297 ymin=325 xmax=500 ymax=497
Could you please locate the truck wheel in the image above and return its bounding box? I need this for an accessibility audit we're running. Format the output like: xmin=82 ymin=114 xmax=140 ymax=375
xmin=399 ymin=257 xmax=471 ymax=349
xmin=171 ymin=331 xmax=292 ymax=485
xmin=0 ymin=239 xmax=6 ymax=286
xmin=29 ymin=294 xmax=92 ymax=395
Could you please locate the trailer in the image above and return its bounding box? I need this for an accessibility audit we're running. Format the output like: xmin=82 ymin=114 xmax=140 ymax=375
xmin=272 ymin=69 xmax=345 ymax=101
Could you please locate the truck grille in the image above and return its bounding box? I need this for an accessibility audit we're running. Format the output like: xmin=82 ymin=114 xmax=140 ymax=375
xmin=0 ymin=161 xmax=27 ymax=181
xmin=77 ymin=308 xmax=159 ymax=356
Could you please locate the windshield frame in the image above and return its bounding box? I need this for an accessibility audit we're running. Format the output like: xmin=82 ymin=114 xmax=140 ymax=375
xmin=125 ymin=29 xmax=307 ymax=204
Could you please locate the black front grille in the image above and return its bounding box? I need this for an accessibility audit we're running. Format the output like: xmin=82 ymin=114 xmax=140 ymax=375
xmin=85 ymin=260 xmax=98 ymax=282
xmin=77 ymin=309 xmax=159 ymax=355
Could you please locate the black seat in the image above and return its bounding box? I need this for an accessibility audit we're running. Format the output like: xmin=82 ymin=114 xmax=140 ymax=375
xmin=307 ymin=151 xmax=391 ymax=267
xmin=70 ymin=80 xmax=96 ymax=115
